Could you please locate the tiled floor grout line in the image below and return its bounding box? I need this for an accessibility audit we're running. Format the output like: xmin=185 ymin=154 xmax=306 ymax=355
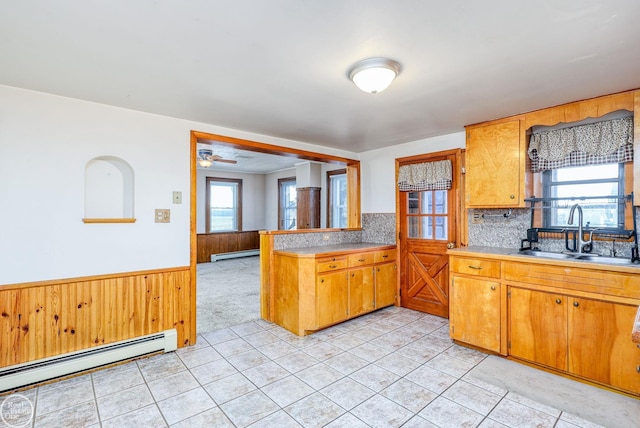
xmin=15 ymin=307 xmax=620 ymax=427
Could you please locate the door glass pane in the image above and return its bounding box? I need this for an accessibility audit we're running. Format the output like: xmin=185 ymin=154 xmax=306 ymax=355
xmin=421 ymin=217 xmax=432 ymax=239
xmin=408 ymin=192 xmax=419 ymax=214
xmin=435 ymin=190 xmax=447 ymax=214
xmin=435 ymin=217 xmax=448 ymax=240
xmin=408 ymin=217 xmax=419 ymax=238
xmin=421 ymin=191 xmax=432 ymax=214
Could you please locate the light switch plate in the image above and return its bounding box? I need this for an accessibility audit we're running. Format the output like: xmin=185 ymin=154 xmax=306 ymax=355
xmin=172 ymin=191 xmax=182 ymax=204
xmin=155 ymin=209 xmax=170 ymax=223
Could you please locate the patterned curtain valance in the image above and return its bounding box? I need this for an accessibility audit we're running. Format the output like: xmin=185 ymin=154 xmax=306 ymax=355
xmin=398 ymin=160 xmax=452 ymax=191
xmin=528 ymin=116 xmax=633 ymax=172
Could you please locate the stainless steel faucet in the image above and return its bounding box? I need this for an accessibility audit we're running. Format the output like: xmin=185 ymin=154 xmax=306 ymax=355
xmin=567 ymin=203 xmax=595 ymax=254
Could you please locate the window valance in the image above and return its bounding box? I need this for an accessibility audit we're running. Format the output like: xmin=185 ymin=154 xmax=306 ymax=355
xmin=528 ymin=116 xmax=633 ymax=172
xmin=398 ymin=160 xmax=452 ymax=191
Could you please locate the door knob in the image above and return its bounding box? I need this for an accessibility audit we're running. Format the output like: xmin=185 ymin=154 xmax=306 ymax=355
xmin=447 ymin=242 xmax=455 ymax=249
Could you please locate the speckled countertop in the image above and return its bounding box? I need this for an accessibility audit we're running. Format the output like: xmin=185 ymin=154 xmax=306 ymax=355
xmin=448 ymin=246 xmax=640 ymax=274
xmin=274 ymin=242 xmax=395 ymax=256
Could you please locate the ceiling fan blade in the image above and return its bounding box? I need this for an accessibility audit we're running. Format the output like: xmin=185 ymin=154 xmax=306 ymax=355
xmin=215 ymin=158 xmax=238 ymax=164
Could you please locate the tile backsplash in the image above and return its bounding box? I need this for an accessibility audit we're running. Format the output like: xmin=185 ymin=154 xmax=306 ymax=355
xmin=469 ymin=208 xmax=638 ymax=258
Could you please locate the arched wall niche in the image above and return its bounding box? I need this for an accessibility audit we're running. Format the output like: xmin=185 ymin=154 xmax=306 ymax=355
xmin=83 ymin=156 xmax=136 ymax=223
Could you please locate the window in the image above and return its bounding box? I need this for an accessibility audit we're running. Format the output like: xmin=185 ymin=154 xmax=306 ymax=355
xmin=206 ymin=177 xmax=242 ymax=232
xmin=407 ymin=190 xmax=448 ymax=240
xmin=278 ymin=177 xmax=297 ymax=230
xmin=327 ymin=169 xmax=347 ymax=228
xmin=542 ymin=163 xmax=625 ymax=230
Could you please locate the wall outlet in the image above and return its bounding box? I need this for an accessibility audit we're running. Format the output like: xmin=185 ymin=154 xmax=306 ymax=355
xmin=471 ymin=210 xmax=484 ymax=225
xmin=155 ymin=209 xmax=170 ymax=223
xmin=322 ymin=234 xmax=330 ymax=241
xmin=172 ymin=191 xmax=182 ymax=204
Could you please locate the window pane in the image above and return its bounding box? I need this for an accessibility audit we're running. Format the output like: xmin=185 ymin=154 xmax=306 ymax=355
xmin=329 ymin=174 xmax=347 ymax=228
xmin=554 ymin=164 xmax=618 ymax=181
xmin=210 ymin=182 xmax=238 ymax=231
xmin=545 ymin=163 xmax=623 ymax=229
xmin=279 ymin=179 xmax=297 ymax=230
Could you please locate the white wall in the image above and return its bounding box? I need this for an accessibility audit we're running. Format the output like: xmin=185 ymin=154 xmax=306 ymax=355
xmin=359 ymin=133 xmax=466 ymax=213
xmin=0 ymin=85 xmax=358 ymax=284
xmin=196 ymin=169 xmax=266 ymax=233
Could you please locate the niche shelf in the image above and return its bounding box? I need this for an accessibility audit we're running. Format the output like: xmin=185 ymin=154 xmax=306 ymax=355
xmin=83 ymin=156 xmax=136 ymax=223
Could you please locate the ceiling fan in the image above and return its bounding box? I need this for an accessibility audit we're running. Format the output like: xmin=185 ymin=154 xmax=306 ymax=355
xmin=197 ymin=148 xmax=238 ymax=167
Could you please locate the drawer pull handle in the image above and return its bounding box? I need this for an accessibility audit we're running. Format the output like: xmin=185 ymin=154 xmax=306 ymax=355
xmin=329 ymin=265 xmax=337 ymax=269
xmin=358 ymin=259 xmax=365 ymax=262
xmin=490 ymin=285 xmax=496 ymax=291
xmin=573 ymin=301 xmax=580 ymax=307
xmin=468 ymin=266 xmax=482 ymax=270
xmin=382 ymin=255 xmax=389 ymax=258
xmin=556 ymin=299 xmax=562 ymax=304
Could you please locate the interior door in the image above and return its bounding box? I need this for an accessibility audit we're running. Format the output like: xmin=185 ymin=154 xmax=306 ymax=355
xmin=398 ymin=151 xmax=460 ymax=318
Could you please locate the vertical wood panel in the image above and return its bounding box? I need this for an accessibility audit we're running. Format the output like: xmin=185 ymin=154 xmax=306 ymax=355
xmin=0 ymin=267 xmax=192 ymax=368
xmin=196 ymin=231 xmax=260 ymax=263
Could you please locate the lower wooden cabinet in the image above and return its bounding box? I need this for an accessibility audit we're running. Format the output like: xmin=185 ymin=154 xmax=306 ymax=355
xmin=449 ymin=251 xmax=640 ymax=395
xmin=349 ymin=266 xmax=375 ymax=318
xmin=316 ymin=271 xmax=349 ymax=328
xmin=375 ymin=262 xmax=397 ymax=308
xmin=509 ymin=286 xmax=640 ymax=394
xmin=273 ymin=245 xmax=397 ymax=335
xmin=508 ymin=287 xmax=568 ymax=370
xmin=450 ymin=276 xmax=501 ymax=353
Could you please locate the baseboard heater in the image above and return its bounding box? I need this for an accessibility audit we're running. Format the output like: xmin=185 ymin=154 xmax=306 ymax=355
xmin=0 ymin=329 xmax=177 ymax=392
xmin=211 ymin=249 xmax=260 ymax=262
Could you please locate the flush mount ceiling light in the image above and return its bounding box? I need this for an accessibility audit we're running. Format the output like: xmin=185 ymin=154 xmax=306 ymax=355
xmin=348 ymin=58 xmax=401 ymax=94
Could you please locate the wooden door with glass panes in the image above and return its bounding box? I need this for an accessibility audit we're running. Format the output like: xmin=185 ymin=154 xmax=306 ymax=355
xmin=398 ymin=151 xmax=459 ymax=317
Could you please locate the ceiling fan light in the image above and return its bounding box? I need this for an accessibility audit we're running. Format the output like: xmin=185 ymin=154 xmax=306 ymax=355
xmin=348 ymin=58 xmax=400 ymax=94
xmin=198 ymin=158 xmax=213 ymax=168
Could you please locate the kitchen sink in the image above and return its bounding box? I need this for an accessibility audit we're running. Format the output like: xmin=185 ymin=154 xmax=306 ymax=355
xmin=515 ymin=249 xmax=639 ymax=266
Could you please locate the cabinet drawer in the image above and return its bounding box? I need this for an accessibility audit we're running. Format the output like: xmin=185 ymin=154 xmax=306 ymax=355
xmin=450 ymin=257 xmax=500 ymax=278
xmin=317 ymin=256 xmax=348 ymax=272
xmin=503 ymin=262 xmax=640 ymax=298
xmin=348 ymin=252 xmax=374 ymax=267
xmin=374 ymin=249 xmax=396 ymax=264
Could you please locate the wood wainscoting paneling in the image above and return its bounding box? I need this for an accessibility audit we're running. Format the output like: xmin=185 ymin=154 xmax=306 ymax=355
xmin=0 ymin=267 xmax=192 ymax=368
xmin=196 ymin=230 xmax=260 ymax=263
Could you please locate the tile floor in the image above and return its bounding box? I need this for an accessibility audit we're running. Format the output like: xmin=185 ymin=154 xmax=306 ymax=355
xmin=3 ymin=307 xmax=611 ymax=427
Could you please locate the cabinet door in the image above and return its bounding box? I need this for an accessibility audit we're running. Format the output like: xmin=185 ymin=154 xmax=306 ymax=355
xmin=568 ymin=297 xmax=640 ymax=394
xmin=466 ymin=120 xmax=523 ymax=207
xmin=450 ymin=276 xmax=501 ymax=353
xmin=509 ymin=287 xmax=568 ymax=371
xmin=348 ymin=267 xmax=374 ymax=317
xmin=316 ymin=271 xmax=348 ymax=328
xmin=375 ymin=262 xmax=397 ymax=308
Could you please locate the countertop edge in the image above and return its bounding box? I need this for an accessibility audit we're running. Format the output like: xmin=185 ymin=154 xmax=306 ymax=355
xmin=274 ymin=243 xmax=396 ymax=257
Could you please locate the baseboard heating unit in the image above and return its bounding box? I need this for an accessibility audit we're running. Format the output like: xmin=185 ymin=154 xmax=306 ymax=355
xmin=0 ymin=329 xmax=177 ymax=392
xmin=211 ymin=249 xmax=260 ymax=262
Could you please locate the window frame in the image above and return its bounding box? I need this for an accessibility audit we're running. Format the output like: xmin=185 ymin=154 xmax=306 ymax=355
xmin=205 ymin=177 xmax=243 ymax=233
xmin=533 ymin=162 xmax=633 ymax=234
xmin=278 ymin=176 xmax=297 ymax=230
xmin=326 ymin=169 xmax=347 ymax=228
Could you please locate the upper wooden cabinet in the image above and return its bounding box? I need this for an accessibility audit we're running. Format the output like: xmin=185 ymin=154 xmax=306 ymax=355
xmin=464 ymin=89 xmax=640 ymax=207
xmin=465 ymin=119 xmax=527 ymax=208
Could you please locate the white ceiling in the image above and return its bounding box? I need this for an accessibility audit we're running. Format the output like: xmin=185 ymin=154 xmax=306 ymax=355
xmin=2 ymin=1 xmax=640 ymax=154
